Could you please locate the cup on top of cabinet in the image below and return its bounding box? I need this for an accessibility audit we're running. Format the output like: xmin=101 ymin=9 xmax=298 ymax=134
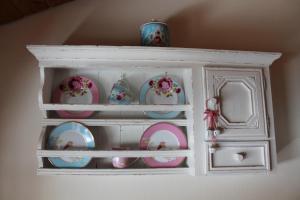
xmin=140 ymin=20 xmax=170 ymax=47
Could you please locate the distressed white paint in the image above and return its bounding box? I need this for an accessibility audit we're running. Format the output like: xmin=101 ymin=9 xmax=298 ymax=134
xmin=28 ymin=45 xmax=281 ymax=176
xmin=41 ymin=118 xmax=189 ymax=126
xmin=41 ymin=104 xmax=192 ymax=111
xmin=27 ymin=45 xmax=281 ymax=67
xmin=203 ymin=67 xmax=268 ymax=139
xmin=37 ymin=168 xmax=191 ymax=176
xmin=205 ymin=141 xmax=270 ymax=174
xmin=37 ymin=149 xmax=192 ymax=157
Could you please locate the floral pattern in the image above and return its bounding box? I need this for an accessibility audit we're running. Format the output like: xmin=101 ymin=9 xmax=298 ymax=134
xmin=111 ymin=91 xmax=127 ymax=101
xmin=109 ymin=78 xmax=133 ymax=104
xmin=149 ymin=76 xmax=181 ymax=97
xmin=140 ymin=22 xmax=170 ymax=47
xmin=59 ymin=76 xmax=93 ymax=97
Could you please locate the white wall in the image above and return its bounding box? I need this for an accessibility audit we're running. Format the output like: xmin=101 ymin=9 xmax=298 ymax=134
xmin=0 ymin=0 xmax=300 ymax=199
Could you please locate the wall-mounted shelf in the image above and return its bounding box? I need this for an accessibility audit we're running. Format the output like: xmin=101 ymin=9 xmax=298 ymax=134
xmin=28 ymin=45 xmax=281 ymax=176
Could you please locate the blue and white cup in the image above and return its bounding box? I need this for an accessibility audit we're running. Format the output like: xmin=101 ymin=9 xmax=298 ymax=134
xmin=140 ymin=21 xmax=170 ymax=47
xmin=108 ymin=77 xmax=133 ymax=105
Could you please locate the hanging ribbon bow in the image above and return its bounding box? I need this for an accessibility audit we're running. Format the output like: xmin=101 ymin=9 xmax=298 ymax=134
xmin=203 ymin=109 xmax=219 ymax=130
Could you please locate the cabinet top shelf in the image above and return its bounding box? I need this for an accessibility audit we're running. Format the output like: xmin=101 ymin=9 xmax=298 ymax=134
xmin=27 ymin=45 xmax=281 ymax=68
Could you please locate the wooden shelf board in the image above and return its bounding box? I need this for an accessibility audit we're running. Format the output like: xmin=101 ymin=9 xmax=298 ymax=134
xmin=41 ymin=118 xmax=189 ymax=126
xmin=37 ymin=167 xmax=192 ymax=175
xmin=41 ymin=104 xmax=192 ymax=112
xmin=37 ymin=149 xmax=192 ymax=157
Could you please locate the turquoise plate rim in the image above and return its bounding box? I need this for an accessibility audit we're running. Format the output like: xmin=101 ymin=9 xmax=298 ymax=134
xmin=47 ymin=122 xmax=95 ymax=168
xmin=139 ymin=75 xmax=185 ymax=119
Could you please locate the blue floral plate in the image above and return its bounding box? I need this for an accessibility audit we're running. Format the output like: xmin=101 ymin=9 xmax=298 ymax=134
xmin=47 ymin=122 xmax=95 ymax=168
xmin=139 ymin=75 xmax=185 ymax=119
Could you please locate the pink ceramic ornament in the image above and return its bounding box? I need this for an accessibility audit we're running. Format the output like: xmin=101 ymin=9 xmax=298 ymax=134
xmin=112 ymin=147 xmax=138 ymax=169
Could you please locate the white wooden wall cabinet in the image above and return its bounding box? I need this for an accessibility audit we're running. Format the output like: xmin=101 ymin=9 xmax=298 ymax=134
xmin=27 ymin=45 xmax=281 ymax=176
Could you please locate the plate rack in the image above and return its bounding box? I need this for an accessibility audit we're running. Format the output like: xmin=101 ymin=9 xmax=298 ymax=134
xmin=28 ymin=45 xmax=281 ymax=176
xmin=29 ymin=45 xmax=196 ymax=175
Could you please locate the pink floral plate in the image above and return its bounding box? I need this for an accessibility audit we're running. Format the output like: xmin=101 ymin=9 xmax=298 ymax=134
xmin=139 ymin=122 xmax=187 ymax=168
xmin=53 ymin=76 xmax=99 ymax=118
xmin=139 ymin=75 xmax=185 ymax=119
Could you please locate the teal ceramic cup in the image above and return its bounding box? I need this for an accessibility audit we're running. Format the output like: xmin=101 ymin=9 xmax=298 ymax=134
xmin=140 ymin=21 xmax=170 ymax=47
xmin=108 ymin=78 xmax=133 ymax=105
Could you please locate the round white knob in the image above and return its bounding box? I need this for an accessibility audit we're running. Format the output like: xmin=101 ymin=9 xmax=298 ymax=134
xmin=234 ymin=152 xmax=246 ymax=161
xmin=214 ymin=129 xmax=221 ymax=136
xmin=209 ymin=147 xmax=217 ymax=154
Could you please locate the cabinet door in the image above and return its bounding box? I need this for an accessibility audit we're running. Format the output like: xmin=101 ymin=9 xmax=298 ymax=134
xmin=203 ymin=67 xmax=268 ymax=139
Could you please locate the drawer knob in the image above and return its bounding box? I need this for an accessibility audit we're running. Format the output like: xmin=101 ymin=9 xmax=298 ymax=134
xmin=207 ymin=129 xmax=221 ymax=138
xmin=209 ymin=143 xmax=219 ymax=154
xmin=209 ymin=147 xmax=217 ymax=154
xmin=234 ymin=152 xmax=246 ymax=161
xmin=214 ymin=129 xmax=221 ymax=136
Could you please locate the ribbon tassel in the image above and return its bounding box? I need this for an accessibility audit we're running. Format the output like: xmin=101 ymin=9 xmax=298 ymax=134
xmin=203 ymin=97 xmax=220 ymax=130
xmin=203 ymin=109 xmax=219 ymax=130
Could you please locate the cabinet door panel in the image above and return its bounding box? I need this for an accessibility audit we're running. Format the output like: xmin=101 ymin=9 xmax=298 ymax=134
xmin=204 ymin=67 xmax=267 ymax=139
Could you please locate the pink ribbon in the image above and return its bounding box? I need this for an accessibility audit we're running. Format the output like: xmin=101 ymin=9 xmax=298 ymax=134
xmin=203 ymin=109 xmax=219 ymax=130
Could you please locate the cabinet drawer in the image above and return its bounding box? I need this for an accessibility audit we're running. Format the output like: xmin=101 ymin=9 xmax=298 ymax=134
xmin=206 ymin=141 xmax=270 ymax=173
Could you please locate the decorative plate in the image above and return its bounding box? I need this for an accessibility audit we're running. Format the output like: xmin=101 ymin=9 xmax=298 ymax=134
xmin=139 ymin=75 xmax=185 ymax=119
xmin=47 ymin=122 xmax=95 ymax=168
xmin=53 ymin=76 xmax=99 ymax=118
xmin=139 ymin=122 xmax=187 ymax=168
